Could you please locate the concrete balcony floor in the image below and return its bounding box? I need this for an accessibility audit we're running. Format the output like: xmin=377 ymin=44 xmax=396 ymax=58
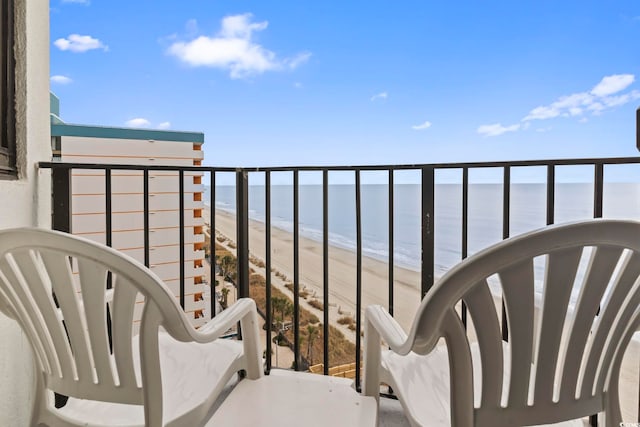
xmin=213 ymin=374 xmax=411 ymax=426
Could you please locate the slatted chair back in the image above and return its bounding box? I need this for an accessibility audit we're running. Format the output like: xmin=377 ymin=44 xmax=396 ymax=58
xmin=400 ymin=220 xmax=640 ymax=427
xmin=0 ymin=228 xmax=198 ymax=426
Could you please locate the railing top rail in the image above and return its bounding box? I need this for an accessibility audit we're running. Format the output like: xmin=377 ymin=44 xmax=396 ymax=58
xmin=39 ymin=156 xmax=640 ymax=173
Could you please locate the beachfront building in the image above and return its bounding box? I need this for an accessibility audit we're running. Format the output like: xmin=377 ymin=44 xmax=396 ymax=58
xmin=50 ymin=94 xmax=209 ymax=327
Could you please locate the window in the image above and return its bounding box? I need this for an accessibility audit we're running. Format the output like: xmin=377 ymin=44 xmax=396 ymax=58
xmin=0 ymin=0 xmax=15 ymax=175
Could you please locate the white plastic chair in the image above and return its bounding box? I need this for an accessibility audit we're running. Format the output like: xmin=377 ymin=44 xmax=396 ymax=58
xmin=0 ymin=227 xmax=262 ymax=426
xmin=363 ymin=219 xmax=640 ymax=427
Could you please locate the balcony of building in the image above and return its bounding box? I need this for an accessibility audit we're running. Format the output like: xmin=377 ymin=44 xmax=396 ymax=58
xmin=35 ymin=155 xmax=640 ymax=426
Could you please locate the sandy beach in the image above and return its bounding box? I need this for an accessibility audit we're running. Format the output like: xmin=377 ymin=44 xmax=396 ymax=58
xmin=211 ymin=209 xmax=424 ymax=333
xmin=207 ymin=207 xmax=639 ymax=420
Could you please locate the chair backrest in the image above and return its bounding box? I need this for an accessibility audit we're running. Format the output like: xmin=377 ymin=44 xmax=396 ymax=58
xmin=405 ymin=220 xmax=640 ymax=427
xmin=0 ymin=228 xmax=195 ymax=421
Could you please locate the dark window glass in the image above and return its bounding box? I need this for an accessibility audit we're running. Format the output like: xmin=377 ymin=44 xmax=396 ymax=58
xmin=0 ymin=0 xmax=15 ymax=175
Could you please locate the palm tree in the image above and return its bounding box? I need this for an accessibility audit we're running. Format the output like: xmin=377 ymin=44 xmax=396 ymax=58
xmin=271 ymin=296 xmax=285 ymax=325
xmin=305 ymin=324 xmax=319 ymax=366
xmin=271 ymin=296 xmax=291 ymax=367
xmin=271 ymin=296 xmax=292 ymax=329
xmin=218 ymin=255 xmax=235 ymax=282
xmin=220 ymin=287 xmax=230 ymax=309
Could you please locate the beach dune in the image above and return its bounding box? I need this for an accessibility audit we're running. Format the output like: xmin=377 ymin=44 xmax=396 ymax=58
xmin=213 ymin=209 xmax=424 ymax=333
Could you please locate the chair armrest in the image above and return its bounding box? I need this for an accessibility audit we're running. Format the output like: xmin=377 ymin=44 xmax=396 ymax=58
xmin=194 ymin=298 xmax=257 ymax=342
xmin=363 ymin=305 xmax=410 ymax=398
xmin=365 ymin=305 xmax=408 ymax=352
xmin=192 ymin=298 xmax=263 ymax=380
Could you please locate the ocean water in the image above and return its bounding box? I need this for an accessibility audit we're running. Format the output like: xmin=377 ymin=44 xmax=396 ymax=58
xmin=207 ymin=183 xmax=640 ymax=279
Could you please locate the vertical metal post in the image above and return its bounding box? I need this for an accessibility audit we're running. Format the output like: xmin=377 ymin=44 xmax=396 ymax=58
xmin=594 ymin=163 xmax=604 ymax=219
xmin=235 ymin=170 xmax=250 ymax=299
xmin=421 ymin=167 xmax=435 ymax=298
xmin=502 ymin=167 xmax=511 ymax=342
xmin=293 ymin=170 xmax=301 ymax=370
xmin=546 ymin=165 xmax=555 ymax=225
xmin=179 ymin=170 xmax=185 ymax=309
xmin=265 ymin=171 xmax=272 ymax=373
xmin=51 ymin=165 xmax=71 ymax=410
xmin=210 ymin=170 xmax=216 ymax=318
xmin=143 ymin=169 xmax=150 ymax=267
xmin=322 ymin=170 xmax=330 ymax=375
xmin=355 ymin=170 xmax=363 ymax=390
xmin=105 ymin=168 xmax=112 ymax=248
xmin=388 ymin=168 xmax=394 ymax=316
xmin=590 ymin=163 xmax=604 ymax=427
xmin=52 ymin=166 xmax=72 ymax=233
xmin=461 ymin=168 xmax=469 ymax=328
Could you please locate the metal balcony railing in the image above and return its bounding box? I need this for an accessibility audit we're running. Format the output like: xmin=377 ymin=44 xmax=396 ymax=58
xmin=40 ymin=156 xmax=640 ymax=424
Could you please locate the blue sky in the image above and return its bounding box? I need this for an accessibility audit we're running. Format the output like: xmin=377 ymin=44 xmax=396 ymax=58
xmin=50 ymin=1 xmax=640 ymax=170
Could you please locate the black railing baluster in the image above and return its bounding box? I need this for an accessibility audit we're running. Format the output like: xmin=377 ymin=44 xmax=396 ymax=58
xmin=323 ymin=170 xmax=329 ymax=375
xmin=461 ymin=168 xmax=469 ymax=329
xmin=388 ymin=168 xmax=394 ymax=316
xmin=594 ymin=163 xmax=604 ymax=219
xmin=143 ymin=169 xmax=150 ymax=268
xmin=502 ymin=166 xmax=510 ymax=342
xmin=590 ymin=163 xmax=605 ymax=427
xmin=105 ymin=168 xmax=112 ymax=248
xmin=547 ymin=165 xmax=555 ymax=226
xmin=52 ymin=166 xmax=72 ymax=233
xmin=355 ymin=169 xmax=363 ymax=391
xmin=105 ymin=168 xmax=114 ymax=354
xmin=265 ymin=171 xmax=272 ymax=373
xmin=49 ymin=164 xmax=77 ymax=401
xmin=421 ymin=167 xmax=435 ymax=298
xmin=236 ymin=170 xmax=249 ymax=299
xmin=179 ymin=170 xmax=185 ymax=309
xmin=210 ymin=170 xmax=216 ymax=318
xmin=293 ymin=170 xmax=301 ymax=370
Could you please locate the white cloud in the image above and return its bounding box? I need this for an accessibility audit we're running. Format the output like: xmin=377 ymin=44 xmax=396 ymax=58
xmin=477 ymin=123 xmax=520 ymax=137
xmin=125 ymin=118 xmax=151 ymax=128
xmin=535 ymin=127 xmax=552 ymax=133
xmin=590 ymin=74 xmax=634 ymax=97
xmin=601 ymin=90 xmax=640 ymax=107
xmin=370 ymin=92 xmax=388 ymax=101
xmin=167 ymin=14 xmax=310 ymax=79
xmin=285 ymin=52 xmax=312 ymax=70
xmin=522 ymin=74 xmax=637 ymax=122
xmin=157 ymin=122 xmax=171 ymax=130
xmin=50 ymin=75 xmax=72 ymax=84
xmin=412 ymin=121 xmax=432 ymax=130
xmin=523 ymin=92 xmax=594 ymax=121
xmin=54 ymin=34 xmax=107 ymax=53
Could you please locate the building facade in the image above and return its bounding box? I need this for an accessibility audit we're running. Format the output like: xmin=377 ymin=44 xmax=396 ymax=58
xmin=0 ymin=1 xmax=51 ymax=425
xmin=51 ymin=94 xmax=209 ymax=327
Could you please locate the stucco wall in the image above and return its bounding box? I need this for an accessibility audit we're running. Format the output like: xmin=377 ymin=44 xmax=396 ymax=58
xmin=0 ymin=0 xmax=51 ymax=425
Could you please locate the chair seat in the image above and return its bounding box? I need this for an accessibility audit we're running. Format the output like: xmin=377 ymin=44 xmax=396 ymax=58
xmin=383 ymin=342 xmax=585 ymax=427
xmin=206 ymin=369 xmax=378 ymax=427
xmin=58 ymin=332 xmax=244 ymax=426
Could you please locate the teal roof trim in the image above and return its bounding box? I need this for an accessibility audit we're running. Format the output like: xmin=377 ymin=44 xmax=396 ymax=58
xmin=50 ymin=93 xmax=60 ymax=117
xmin=51 ymin=123 xmax=204 ymax=144
xmin=50 ymin=113 xmax=65 ymax=125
